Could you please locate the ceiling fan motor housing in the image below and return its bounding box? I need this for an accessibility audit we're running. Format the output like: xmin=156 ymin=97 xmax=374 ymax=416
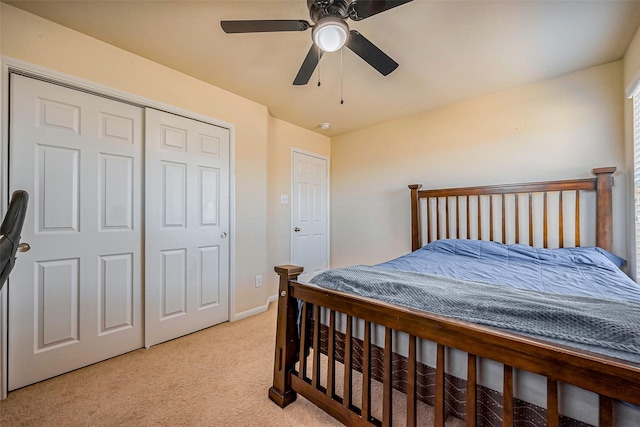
xmin=308 ymin=0 xmax=350 ymax=23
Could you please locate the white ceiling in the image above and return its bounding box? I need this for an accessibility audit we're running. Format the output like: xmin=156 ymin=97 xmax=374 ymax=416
xmin=6 ymin=0 xmax=640 ymax=136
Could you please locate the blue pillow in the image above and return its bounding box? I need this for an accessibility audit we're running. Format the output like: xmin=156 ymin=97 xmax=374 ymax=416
xmin=567 ymin=246 xmax=627 ymax=269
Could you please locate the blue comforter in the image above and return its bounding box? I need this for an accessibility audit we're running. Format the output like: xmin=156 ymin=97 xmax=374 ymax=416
xmin=377 ymin=239 xmax=640 ymax=303
xmin=310 ymin=240 xmax=640 ymax=363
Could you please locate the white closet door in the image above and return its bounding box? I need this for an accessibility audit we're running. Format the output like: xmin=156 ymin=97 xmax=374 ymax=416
xmin=8 ymin=75 xmax=143 ymax=390
xmin=145 ymin=108 xmax=230 ymax=347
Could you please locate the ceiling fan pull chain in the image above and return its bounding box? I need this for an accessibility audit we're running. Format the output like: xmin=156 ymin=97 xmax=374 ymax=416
xmin=340 ymin=47 xmax=344 ymax=104
xmin=317 ymin=48 xmax=322 ymax=87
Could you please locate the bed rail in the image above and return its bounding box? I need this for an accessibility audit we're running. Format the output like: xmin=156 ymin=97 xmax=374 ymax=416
xmin=409 ymin=167 xmax=615 ymax=252
xmin=270 ymin=265 xmax=640 ymax=426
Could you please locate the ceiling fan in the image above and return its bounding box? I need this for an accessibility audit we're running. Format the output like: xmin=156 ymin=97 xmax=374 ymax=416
xmin=220 ymin=0 xmax=413 ymax=85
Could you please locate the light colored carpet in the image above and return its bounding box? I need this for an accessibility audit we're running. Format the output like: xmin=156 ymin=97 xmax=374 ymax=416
xmin=0 ymin=302 xmax=463 ymax=426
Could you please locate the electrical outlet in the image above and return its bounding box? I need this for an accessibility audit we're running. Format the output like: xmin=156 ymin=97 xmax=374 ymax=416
xmin=281 ymin=194 xmax=289 ymax=204
xmin=255 ymin=275 xmax=262 ymax=288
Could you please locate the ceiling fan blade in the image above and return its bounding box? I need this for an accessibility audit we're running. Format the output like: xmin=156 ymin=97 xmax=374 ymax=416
xmin=293 ymin=44 xmax=324 ymax=85
xmin=345 ymin=30 xmax=398 ymax=76
xmin=220 ymin=20 xmax=310 ymax=33
xmin=348 ymin=0 xmax=413 ymax=21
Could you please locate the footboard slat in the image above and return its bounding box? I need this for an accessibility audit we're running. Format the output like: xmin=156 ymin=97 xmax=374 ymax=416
xmin=362 ymin=320 xmax=372 ymax=422
xmin=600 ymin=395 xmax=614 ymax=427
xmin=407 ymin=335 xmax=417 ymax=427
xmin=383 ymin=328 xmax=393 ymax=426
xmin=344 ymin=315 xmax=353 ymax=409
xmin=312 ymin=304 xmax=321 ymax=389
xmin=503 ymin=365 xmax=513 ymax=427
xmin=466 ymin=354 xmax=477 ymax=427
xmin=327 ymin=310 xmax=336 ymax=398
xmin=435 ymin=343 xmax=445 ymax=427
xmin=298 ymin=301 xmax=308 ymax=380
xmin=547 ymin=379 xmax=559 ymax=427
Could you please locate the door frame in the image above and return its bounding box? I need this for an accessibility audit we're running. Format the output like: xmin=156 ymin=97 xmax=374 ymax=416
xmin=0 ymin=56 xmax=237 ymax=399
xmin=290 ymin=148 xmax=330 ymax=275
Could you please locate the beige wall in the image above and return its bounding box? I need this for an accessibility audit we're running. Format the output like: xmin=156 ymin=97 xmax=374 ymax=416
xmin=0 ymin=4 xmax=327 ymax=313
xmin=0 ymin=3 xmax=632 ymax=301
xmin=331 ymin=61 xmax=627 ymax=267
xmin=267 ymin=117 xmax=330 ymax=287
xmin=623 ymin=25 xmax=640 ymax=280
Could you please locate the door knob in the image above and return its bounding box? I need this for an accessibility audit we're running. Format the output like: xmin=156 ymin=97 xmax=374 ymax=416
xmin=18 ymin=242 xmax=31 ymax=252
xmin=221 ymin=232 xmax=227 ymax=239
xmin=294 ymin=227 xmax=301 ymax=232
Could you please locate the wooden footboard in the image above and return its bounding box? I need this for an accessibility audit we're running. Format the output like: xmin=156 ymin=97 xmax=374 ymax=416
xmin=269 ymin=266 xmax=640 ymax=427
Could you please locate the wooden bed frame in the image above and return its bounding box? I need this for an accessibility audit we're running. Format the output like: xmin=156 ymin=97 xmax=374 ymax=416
xmin=269 ymin=166 xmax=640 ymax=426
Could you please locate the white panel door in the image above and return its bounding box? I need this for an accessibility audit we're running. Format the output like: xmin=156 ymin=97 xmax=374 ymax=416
xmin=145 ymin=108 xmax=229 ymax=347
xmin=8 ymin=75 xmax=143 ymax=390
xmin=292 ymin=152 xmax=329 ymax=282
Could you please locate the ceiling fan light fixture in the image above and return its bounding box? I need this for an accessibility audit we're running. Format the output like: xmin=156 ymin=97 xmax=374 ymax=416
xmin=313 ymin=16 xmax=349 ymax=52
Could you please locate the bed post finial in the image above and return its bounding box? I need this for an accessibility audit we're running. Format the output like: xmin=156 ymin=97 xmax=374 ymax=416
xmin=592 ymin=167 xmax=616 ymax=252
xmin=409 ymin=184 xmax=423 ymax=251
xmin=269 ymin=265 xmax=303 ymax=408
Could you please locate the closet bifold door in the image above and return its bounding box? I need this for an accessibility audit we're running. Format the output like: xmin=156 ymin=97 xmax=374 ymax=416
xmin=7 ymin=74 xmax=144 ymax=390
xmin=144 ymin=108 xmax=231 ymax=347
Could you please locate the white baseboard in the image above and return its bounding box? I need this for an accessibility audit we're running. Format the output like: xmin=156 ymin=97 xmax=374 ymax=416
xmin=232 ymin=294 xmax=278 ymax=321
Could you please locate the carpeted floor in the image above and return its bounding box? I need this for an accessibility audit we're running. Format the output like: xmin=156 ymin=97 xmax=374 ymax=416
xmin=0 ymin=302 xmax=463 ymax=426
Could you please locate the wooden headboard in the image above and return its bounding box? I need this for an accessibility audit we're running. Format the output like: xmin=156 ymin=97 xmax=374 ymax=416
xmin=409 ymin=167 xmax=616 ymax=252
